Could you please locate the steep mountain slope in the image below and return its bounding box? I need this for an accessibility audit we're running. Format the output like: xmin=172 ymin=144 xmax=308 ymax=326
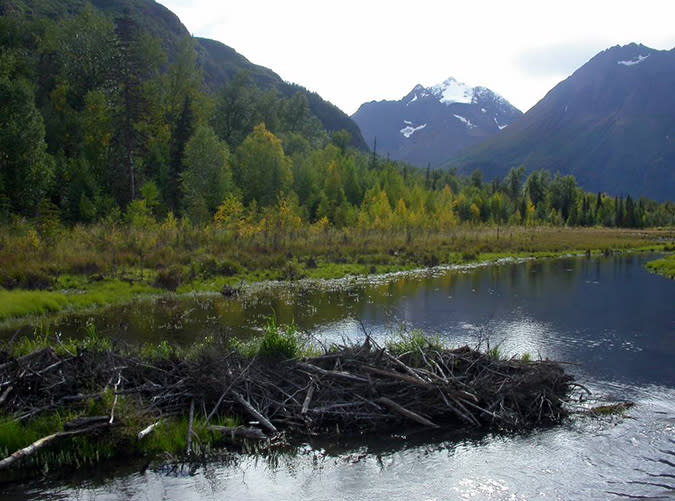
xmin=195 ymin=38 xmax=366 ymax=148
xmin=449 ymin=43 xmax=675 ymax=201
xmin=6 ymin=0 xmax=367 ymax=149
xmin=352 ymin=78 xmax=522 ymax=167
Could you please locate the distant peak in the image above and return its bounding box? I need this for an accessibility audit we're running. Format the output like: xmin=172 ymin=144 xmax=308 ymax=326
xmin=430 ymin=77 xmax=474 ymax=105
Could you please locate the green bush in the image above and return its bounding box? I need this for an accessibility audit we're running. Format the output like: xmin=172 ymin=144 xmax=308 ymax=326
xmin=154 ymin=265 xmax=184 ymax=291
xmin=257 ymin=318 xmax=300 ymax=359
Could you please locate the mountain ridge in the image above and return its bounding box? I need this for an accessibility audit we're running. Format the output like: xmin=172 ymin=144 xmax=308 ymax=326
xmin=448 ymin=42 xmax=675 ymax=201
xmin=352 ymin=77 xmax=522 ymax=167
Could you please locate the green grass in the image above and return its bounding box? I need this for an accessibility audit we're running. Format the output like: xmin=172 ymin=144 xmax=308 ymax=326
xmin=386 ymin=329 xmax=444 ymax=356
xmin=0 ymin=279 xmax=160 ymax=321
xmin=645 ymin=254 xmax=675 ymax=279
xmin=9 ymin=319 xmax=112 ymax=357
xmin=230 ymin=317 xmax=319 ymax=359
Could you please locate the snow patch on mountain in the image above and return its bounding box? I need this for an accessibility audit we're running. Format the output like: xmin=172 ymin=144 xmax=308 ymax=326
xmin=407 ymin=94 xmax=418 ymax=105
xmin=453 ymin=114 xmax=477 ymax=129
xmin=494 ymin=117 xmax=507 ymax=130
xmin=400 ymin=122 xmax=427 ymax=138
xmin=618 ymin=54 xmax=649 ymax=66
xmin=431 ymin=77 xmax=474 ymax=105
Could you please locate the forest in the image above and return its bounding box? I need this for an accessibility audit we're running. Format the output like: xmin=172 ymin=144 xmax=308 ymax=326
xmin=2 ymin=5 xmax=674 ymax=229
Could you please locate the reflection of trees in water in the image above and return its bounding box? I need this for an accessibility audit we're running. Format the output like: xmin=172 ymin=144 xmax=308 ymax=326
xmin=3 ymin=256 xmax=657 ymax=351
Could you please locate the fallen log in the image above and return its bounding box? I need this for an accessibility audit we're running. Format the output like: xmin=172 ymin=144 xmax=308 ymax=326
xmin=377 ymin=397 xmax=439 ymax=428
xmin=0 ymin=386 xmax=12 ymax=406
xmin=295 ymin=362 xmax=369 ymax=384
xmin=301 ymin=381 xmax=315 ymax=415
xmin=234 ymin=392 xmax=278 ymax=434
xmin=137 ymin=421 xmax=160 ymax=440
xmin=0 ymin=422 xmax=109 ymax=471
xmin=64 ymin=416 xmax=110 ymax=431
xmin=361 ymin=365 xmax=432 ymax=386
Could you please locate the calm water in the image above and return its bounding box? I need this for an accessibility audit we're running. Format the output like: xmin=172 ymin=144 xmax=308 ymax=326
xmin=2 ymin=254 xmax=674 ymax=499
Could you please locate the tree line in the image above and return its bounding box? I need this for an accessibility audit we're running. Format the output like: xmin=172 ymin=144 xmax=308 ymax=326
xmin=1 ymin=5 xmax=673 ymax=232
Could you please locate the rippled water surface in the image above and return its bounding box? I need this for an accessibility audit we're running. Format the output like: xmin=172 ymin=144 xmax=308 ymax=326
xmin=2 ymin=254 xmax=674 ymax=499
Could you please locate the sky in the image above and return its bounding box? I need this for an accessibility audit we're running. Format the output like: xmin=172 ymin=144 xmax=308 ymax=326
xmin=161 ymin=0 xmax=675 ymax=115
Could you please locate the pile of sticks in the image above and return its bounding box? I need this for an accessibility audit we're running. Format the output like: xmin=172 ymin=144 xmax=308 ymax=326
xmin=0 ymin=338 xmax=574 ymax=440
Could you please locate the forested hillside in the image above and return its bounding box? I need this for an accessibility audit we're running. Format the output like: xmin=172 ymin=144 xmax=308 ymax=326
xmin=1 ymin=1 xmax=673 ymax=234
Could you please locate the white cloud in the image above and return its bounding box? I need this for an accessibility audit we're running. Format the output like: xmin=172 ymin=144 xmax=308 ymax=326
xmin=160 ymin=0 xmax=675 ymax=115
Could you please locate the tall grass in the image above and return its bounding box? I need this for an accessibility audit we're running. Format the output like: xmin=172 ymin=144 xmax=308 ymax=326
xmin=0 ymin=219 xmax=671 ymax=321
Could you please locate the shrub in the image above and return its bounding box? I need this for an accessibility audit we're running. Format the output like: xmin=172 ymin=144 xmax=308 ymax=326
xmin=154 ymin=266 xmax=184 ymax=291
xmin=461 ymin=248 xmax=480 ymax=262
xmin=0 ymin=267 xmax=54 ymax=290
xmin=218 ymin=258 xmax=242 ymax=277
xmin=257 ymin=319 xmax=300 ymax=359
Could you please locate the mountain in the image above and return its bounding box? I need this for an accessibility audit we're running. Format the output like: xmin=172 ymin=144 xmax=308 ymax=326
xmin=6 ymin=0 xmax=367 ymax=149
xmin=351 ymin=78 xmax=522 ymax=167
xmin=449 ymin=43 xmax=675 ymax=201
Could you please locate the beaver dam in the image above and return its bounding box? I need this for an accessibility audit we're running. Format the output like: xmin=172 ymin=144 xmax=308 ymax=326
xmin=0 ymin=329 xmax=575 ymax=477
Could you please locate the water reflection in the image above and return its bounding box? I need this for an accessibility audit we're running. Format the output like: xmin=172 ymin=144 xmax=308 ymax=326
xmin=7 ymin=384 xmax=673 ymax=500
xmin=2 ymin=254 xmax=673 ymax=386
xmin=1 ymin=254 xmax=674 ymax=499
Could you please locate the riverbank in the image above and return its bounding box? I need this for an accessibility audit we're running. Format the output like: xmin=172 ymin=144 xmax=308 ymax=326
xmin=1 ymin=225 xmax=673 ymax=323
xmin=0 ymin=325 xmax=574 ymax=481
xmin=645 ymin=253 xmax=675 ymax=279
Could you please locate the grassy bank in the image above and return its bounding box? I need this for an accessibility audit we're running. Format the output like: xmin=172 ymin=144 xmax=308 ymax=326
xmin=645 ymin=253 xmax=675 ymax=279
xmin=1 ymin=223 xmax=673 ymax=322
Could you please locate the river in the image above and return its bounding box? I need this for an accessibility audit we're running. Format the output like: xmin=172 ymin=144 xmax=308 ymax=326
xmin=2 ymin=254 xmax=674 ymax=499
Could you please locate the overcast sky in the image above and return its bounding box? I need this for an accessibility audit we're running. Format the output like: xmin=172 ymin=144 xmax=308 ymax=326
xmin=161 ymin=0 xmax=675 ymax=115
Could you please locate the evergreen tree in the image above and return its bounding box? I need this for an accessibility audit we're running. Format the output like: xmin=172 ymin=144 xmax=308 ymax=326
xmin=0 ymin=74 xmax=54 ymax=215
xmin=165 ymin=95 xmax=195 ymax=212
xmin=181 ymin=125 xmax=233 ymax=222
xmin=111 ymin=9 xmax=164 ymax=203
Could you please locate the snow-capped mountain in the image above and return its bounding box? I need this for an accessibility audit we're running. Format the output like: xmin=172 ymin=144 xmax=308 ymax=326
xmin=450 ymin=43 xmax=675 ymax=201
xmin=351 ymin=77 xmax=522 ymax=167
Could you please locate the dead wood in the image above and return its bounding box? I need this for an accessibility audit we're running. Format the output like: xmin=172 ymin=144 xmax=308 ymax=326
xmin=137 ymin=421 xmax=160 ymax=439
xmin=0 ymin=340 xmax=575 ymax=469
xmin=377 ymin=397 xmax=439 ymax=428
xmin=0 ymin=422 xmax=110 ymax=471
xmin=186 ymin=399 xmax=195 ymax=455
xmin=207 ymin=425 xmax=267 ymax=441
xmin=233 ymin=392 xmax=278 ymax=434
